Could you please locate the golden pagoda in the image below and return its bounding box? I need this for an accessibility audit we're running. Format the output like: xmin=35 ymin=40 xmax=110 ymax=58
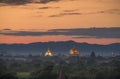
xmin=69 ymin=47 xmax=79 ymax=56
xmin=45 ymin=48 xmax=53 ymax=56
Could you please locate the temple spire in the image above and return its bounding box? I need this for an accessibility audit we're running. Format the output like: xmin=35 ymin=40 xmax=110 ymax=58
xmin=45 ymin=48 xmax=53 ymax=56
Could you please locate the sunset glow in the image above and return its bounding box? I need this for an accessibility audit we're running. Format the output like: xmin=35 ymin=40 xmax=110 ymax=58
xmin=0 ymin=0 xmax=120 ymax=44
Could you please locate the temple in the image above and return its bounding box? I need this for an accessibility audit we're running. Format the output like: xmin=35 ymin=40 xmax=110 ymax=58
xmin=45 ymin=48 xmax=53 ymax=56
xmin=68 ymin=47 xmax=80 ymax=63
xmin=69 ymin=47 xmax=79 ymax=56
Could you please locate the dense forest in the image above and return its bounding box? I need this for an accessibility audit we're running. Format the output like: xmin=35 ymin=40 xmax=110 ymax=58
xmin=0 ymin=57 xmax=120 ymax=79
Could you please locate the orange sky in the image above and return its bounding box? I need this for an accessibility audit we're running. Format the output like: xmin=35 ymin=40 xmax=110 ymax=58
xmin=0 ymin=0 xmax=120 ymax=44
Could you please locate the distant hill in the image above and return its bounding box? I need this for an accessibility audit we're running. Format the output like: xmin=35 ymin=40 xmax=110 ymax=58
xmin=0 ymin=41 xmax=120 ymax=56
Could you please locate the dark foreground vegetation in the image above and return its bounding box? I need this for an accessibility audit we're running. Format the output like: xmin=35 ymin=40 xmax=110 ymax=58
xmin=0 ymin=57 xmax=120 ymax=79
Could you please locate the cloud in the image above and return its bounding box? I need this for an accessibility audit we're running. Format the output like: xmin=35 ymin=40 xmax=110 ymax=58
xmin=2 ymin=28 xmax=12 ymax=30
xmin=50 ymin=27 xmax=120 ymax=38
xmin=106 ymin=9 xmax=120 ymax=15
xmin=38 ymin=6 xmax=59 ymax=9
xmin=49 ymin=12 xmax=81 ymax=17
xmin=49 ymin=8 xmax=120 ymax=17
xmin=97 ymin=0 xmax=120 ymax=3
xmin=0 ymin=27 xmax=120 ymax=38
xmin=49 ymin=9 xmax=81 ymax=17
xmin=86 ymin=9 xmax=120 ymax=15
xmin=39 ymin=7 xmax=51 ymax=9
xmin=0 ymin=0 xmax=60 ymax=5
xmin=63 ymin=9 xmax=78 ymax=12
xmin=39 ymin=0 xmax=59 ymax=4
xmin=0 ymin=0 xmax=120 ymax=5
xmin=0 ymin=0 xmax=31 ymax=5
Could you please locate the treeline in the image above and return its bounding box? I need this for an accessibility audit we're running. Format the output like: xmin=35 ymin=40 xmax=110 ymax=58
xmin=0 ymin=60 xmax=120 ymax=79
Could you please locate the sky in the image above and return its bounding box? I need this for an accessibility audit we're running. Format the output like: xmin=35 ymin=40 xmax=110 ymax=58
xmin=0 ymin=0 xmax=120 ymax=44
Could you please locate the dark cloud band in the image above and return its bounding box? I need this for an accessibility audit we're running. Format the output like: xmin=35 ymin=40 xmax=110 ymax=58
xmin=0 ymin=27 xmax=120 ymax=38
xmin=0 ymin=0 xmax=60 ymax=5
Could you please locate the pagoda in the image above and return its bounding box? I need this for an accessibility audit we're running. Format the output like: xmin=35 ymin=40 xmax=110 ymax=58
xmin=68 ymin=47 xmax=80 ymax=63
xmin=69 ymin=47 xmax=79 ymax=56
xmin=45 ymin=48 xmax=53 ymax=56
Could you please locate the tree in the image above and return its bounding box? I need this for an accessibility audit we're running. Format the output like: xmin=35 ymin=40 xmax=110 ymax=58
xmin=0 ymin=72 xmax=18 ymax=79
xmin=90 ymin=51 xmax=96 ymax=58
xmin=31 ymin=65 xmax=57 ymax=79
